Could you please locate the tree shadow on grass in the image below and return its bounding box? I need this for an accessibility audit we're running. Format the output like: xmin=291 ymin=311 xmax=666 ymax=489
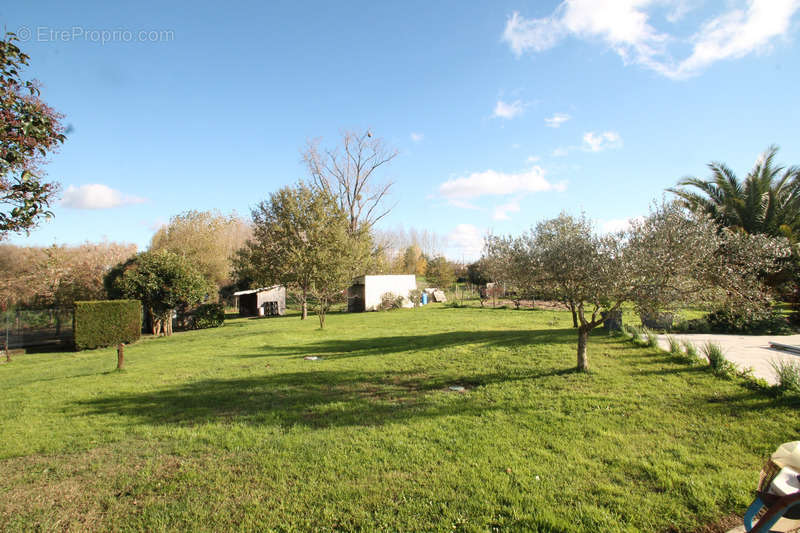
xmin=247 ymin=328 xmax=578 ymax=360
xmin=74 ymin=366 xmax=578 ymax=430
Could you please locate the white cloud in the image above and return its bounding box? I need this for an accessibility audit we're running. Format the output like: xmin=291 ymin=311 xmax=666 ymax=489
xmin=438 ymin=166 xmax=566 ymax=199
xmin=492 ymin=99 xmax=527 ymax=119
xmin=527 ymin=155 xmax=541 ymax=163
xmin=61 ymin=184 xmax=146 ymax=210
xmin=410 ymin=132 xmax=424 ymax=142
xmin=582 ymin=131 xmax=623 ymax=152
xmin=493 ymin=199 xmax=521 ymax=221
xmin=447 ymin=224 xmax=485 ymax=260
xmin=501 ymin=1 xmax=800 ymax=79
xmin=544 ymin=113 xmax=571 ymax=128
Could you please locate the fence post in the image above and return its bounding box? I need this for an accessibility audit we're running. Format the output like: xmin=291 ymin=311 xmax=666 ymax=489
xmin=117 ymin=343 xmax=124 ymax=370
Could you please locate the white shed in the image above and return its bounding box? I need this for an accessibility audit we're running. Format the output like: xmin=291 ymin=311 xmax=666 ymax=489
xmin=347 ymin=275 xmax=417 ymax=312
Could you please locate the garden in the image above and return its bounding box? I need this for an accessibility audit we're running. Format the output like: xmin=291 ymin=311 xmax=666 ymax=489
xmin=1 ymin=304 xmax=798 ymax=531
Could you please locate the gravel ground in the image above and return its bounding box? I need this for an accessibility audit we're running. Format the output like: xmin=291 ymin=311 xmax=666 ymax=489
xmin=656 ymin=333 xmax=800 ymax=385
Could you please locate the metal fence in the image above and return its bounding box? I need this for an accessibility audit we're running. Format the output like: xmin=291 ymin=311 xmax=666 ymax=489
xmin=2 ymin=307 xmax=74 ymax=350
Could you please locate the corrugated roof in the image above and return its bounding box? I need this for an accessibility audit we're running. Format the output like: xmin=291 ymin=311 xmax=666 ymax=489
xmin=233 ymin=285 xmax=282 ymax=296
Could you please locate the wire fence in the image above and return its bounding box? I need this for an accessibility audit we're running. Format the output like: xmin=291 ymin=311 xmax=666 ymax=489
xmin=2 ymin=307 xmax=74 ymax=350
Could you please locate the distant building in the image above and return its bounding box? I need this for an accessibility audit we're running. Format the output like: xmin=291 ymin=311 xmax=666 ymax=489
xmin=233 ymin=285 xmax=286 ymax=316
xmin=347 ymin=275 xmax=417 ymax=312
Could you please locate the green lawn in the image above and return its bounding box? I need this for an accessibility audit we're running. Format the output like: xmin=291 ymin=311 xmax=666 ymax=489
xmin=1 ymin=305 xmax=797 ymax=532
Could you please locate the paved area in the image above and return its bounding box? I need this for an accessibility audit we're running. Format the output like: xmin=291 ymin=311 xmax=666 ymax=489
xmin=655 ymin=333 xmax=800 ymax=385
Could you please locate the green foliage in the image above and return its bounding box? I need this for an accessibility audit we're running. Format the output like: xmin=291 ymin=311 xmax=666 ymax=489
xmin=1 ymin=307 xmax=798 ymax=531
xmin=676 ymin=308 xmax=792 ymax=334
xmin=150 ymin=210 xmax=251 ymax=290
xmin=73 ymin=300 xmax=141 ymax=350
xmin=771 ymin=359 xmax=800 ymax=394
xmin=425 ymin=256 xmax=455 ymax=288
xmin=0 ymin=33 xmax=67 ymax=237
xmin=666 ymin=335 xmax=681 ymax=355
xmin=190 ymin=303 xmax=225 ymax=330
xmin=681 ymin=341 xmax=703 ymax=365
xmin=668 ymin=145 xmax=800 ymax=238
xmin=378 ymin=292 xmax=404 ymax=311
xmin=408 ymin=289 xmax=422 ymax=307
xmin=702 ymin=342 xmax=736 ymax=377
xmin=641 ymin=326 xmax=658 ymax=348
xmin=106 ymin=250 xmax=209 ymax=335
xmin=241 ymin=183 xmax=370 ymax=328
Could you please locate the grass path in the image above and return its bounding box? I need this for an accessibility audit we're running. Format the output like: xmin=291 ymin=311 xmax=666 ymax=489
xmin=1 ymin=305 xmax=797 ymax=531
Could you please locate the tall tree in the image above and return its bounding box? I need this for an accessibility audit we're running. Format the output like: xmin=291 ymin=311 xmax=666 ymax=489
xmin=107 ymin=250 xmax=209 ymax=336
xmin=150 ymin=210 xmax=251 ymax=292
xmin=668 ymin=145 xmax=800 ymax=238
xmin=303 ymin=130 xmax=397 ymax=232
xmin=0 ymin=33 xmax=66 ymax=238
xmin=237 ymin=184 xmax=369 ymax=327
xmin=425 ymin=256 xmax=455 ymax=289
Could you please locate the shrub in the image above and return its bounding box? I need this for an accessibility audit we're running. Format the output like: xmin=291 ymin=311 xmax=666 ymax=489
xmin=641 ymin=326 xmax=658 ymax=348
xmin=702 ymin=341 xmax=736 ymax=377
xmin=680 ymin=308 xmax=792 ymax=335
xmin=681 ymin=341 xmax=702 ymax=365
xmin=379 ymin=292 xmax=404 ymax=311
xmin=666 ymin=336 xmax=681 ymax=355
xmin=190 ymin=303 xmax=225 ymax=330
xmin=73 ymin=300 xmax=141 ymax=350
xmin=622 ymin=324 xmax=639 ymax=339
xmin=408 ymin=289 xmax=422 ymax=307
xmin=771 ymin=359 xmax=800 ymax=393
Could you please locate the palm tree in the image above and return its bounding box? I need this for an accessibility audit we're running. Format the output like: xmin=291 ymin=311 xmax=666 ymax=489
xmin=668 ymin=145 xmax=800 ymax=239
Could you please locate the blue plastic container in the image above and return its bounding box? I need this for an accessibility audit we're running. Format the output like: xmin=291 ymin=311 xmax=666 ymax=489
xmin=421 ymin=293 xmax=428 ymax=305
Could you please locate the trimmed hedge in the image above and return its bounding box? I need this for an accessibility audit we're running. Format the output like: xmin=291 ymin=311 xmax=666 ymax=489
xmin=73 ymin=300 xmax=142 ymax=350
xmin=189 ymin=303 xmax=225 ymax=330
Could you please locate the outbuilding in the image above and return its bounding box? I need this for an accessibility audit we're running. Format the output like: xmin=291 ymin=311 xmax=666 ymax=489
xmin=347 ymin=275 xmax=417 ymax=312
xmin=233 ymin=285 xmax=286 ymax=317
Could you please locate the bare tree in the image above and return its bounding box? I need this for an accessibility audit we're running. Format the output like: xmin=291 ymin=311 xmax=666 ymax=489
xmin=303 ymin=130 xmax=398 ymax=233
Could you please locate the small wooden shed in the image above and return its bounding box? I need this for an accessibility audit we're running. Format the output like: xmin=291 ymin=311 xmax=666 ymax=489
xmin=233 ymin=285 xmax=286 ymax=317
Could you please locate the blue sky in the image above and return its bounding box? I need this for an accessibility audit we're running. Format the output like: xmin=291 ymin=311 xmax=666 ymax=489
xmin=4 ymin=0 xmax=800 ymax=260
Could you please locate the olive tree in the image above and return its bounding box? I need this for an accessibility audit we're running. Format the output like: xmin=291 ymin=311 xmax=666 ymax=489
xmin=494 ymin=204 xmax=790 ymax=372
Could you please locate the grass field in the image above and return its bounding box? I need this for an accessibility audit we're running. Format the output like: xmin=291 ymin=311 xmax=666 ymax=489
xmin=1 ymin=305 xmax=798 ymax=532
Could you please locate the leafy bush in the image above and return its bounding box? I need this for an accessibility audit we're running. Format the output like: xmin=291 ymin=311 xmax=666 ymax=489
xmin=771 ymin=359 xmax=800 ymax=393
xmin=678 ymin=308 xmax=791 ymax=335
xmin=73 ymin=300 xmax=141 ymax=350
xmin=408 ymin=289 xmax=422 ymax=307
xmin=702 ymin=341 xmax=736 ymax=377
xmin=190 ymin=303 xmax=225 ymax=330
xmin=379 ymin=292 xmax=404 ymax=311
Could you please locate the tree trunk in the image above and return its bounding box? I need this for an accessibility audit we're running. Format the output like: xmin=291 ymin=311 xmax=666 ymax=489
xmin=3 ymin=339 xmax=9 ymax=363
xmin=117 ymin=343 xmax=124 ymax=370
xmin=577 ymin=326 xmax=590 ymax=372
xmin=301 ymin=290 xmax=308 ymax=320
xmin=152 ymin=316 xmax=161 ymax=336
xmin=569 ymin=302 xmax=578 ymax=328
xmin=318 ymin=309 xmax=325 ymax=329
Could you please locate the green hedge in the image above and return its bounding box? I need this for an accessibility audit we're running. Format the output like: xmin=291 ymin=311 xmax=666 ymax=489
xmin=73 ymin=300 xmax=142 ymax=350
xmin=190 ymin=303 xmax=225 ymax=329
